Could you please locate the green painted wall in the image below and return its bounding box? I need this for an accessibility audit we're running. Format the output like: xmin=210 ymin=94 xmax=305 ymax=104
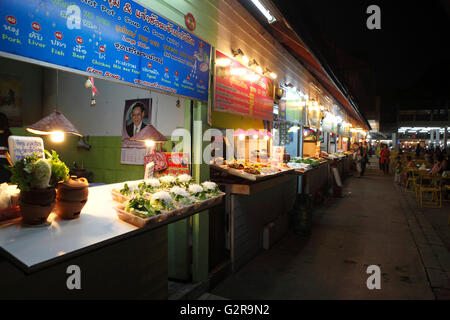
xmin=10 ymin=128 xmax=177 ymax=184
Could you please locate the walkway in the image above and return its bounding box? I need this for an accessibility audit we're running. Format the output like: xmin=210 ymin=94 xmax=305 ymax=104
xmin=210 ymin=159 xmax=450 ymax=299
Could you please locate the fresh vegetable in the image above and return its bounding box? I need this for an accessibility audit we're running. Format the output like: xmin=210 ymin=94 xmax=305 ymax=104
xmin=7 ymin=150 xmax=69 ymax=191
xmin=44 ymin=150 xmax=69 ymax=185
xmin=8 ymin=153 xmax=47 ymax=191
xmin=202 ymin=181 xmax=221 ymax=196
xmin=170 ymin=186 xmax=194 ymax=206
xmin=125 ymin=196 xmax=161 ymax=218
xmin=188 ymin=184 xmax=211 ymax=201
xmin=150 ymin=191 xmax=176 ymax=211
xmin=30 ymin=158 xmax=51 ymax=189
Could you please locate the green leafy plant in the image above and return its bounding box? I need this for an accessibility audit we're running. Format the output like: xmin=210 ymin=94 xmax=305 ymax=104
xmin=7 ymin=153 xmax=42 ymax=191
xmin=44 ymin=150 xmax=69 ymax=186
xmin=7 ymin=150 xmax=69 ymax=191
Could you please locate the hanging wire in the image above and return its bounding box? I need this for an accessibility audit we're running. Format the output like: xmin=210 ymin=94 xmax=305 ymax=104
xmin=56 ymin=69 xmax=59 ymax=111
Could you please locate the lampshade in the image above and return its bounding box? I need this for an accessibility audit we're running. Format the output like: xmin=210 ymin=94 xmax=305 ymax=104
xmin=26 ymin=110 xmax=82 ymax=136
xmin=130 ymin=124 xmax=167 ymax=142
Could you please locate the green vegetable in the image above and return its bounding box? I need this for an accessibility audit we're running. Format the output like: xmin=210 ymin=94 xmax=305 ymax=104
xmin=120 ymin=183 xmax=130 ymax=196
xmin=7 ymin=153 xmax=41 ymax=191
xmin=44 ymin=150 xmax=69 ymax=185
xmin=150 ymin=198 xmax=175 ymax=211
xmin=7 ymin=150 xmax=69 ymax=191
xmin=125 ymin=196 xmax=161 ymax=218
xmin=171 ymin=193 xmax=194 ymax=206
xmin=191 ymin=191 xmax=211 ymax=201
xmin=30 ymin=159 xmax=51 ymax=189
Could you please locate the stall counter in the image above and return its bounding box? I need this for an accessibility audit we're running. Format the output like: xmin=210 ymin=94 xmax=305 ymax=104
xmin=0 ymin=182 xmax=203 ymax=299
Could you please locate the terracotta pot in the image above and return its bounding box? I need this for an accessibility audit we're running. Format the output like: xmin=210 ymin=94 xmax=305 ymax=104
xmin=20 ymin=187 xmax=56 ymax=206
xmin=55 ymin=177 xmax=89 ymax=219
xmin=55 ymin=199 xmax=87 ymax=220
xmin=57 ymin=177 xmax=89 ymax=202
xmin=19 ymin=199 xmax=55 ymax=225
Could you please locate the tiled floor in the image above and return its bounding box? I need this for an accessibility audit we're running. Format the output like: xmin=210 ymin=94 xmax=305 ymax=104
xmin=209 ymin=162 xmax=444 ymax=299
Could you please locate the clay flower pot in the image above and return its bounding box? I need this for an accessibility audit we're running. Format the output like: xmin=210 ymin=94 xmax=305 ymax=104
xmin=55 ymin=177 xmax=89 ymax=219
xmin=19 ymin=187 xmax=56 ymax=225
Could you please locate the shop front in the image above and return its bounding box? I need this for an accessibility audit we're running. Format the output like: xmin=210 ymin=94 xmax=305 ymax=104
xmin=208 ymin=50 xmax=297 ymax=272
xmin=0 ymin=0 xmax=370 ymax=299
xmin=0 ymin=0 xmax=217 ymax=298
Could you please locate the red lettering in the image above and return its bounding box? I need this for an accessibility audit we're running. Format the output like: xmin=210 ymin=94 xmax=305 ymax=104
xmin=123 ymin=3 xmax=132 ymax=15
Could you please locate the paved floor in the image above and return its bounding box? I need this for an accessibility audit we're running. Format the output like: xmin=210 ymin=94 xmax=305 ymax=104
xmin=210 ymin=160 xmax=450 ymax=299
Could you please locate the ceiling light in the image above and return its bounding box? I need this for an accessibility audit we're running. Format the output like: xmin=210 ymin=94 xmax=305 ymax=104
xmin=250 ymin=0 xmax=276 ymax=23
xmin=269 ymin=72 xmax=277 ymax=79
xmin=26 ymin=110 xmax=82 ymax=142
xmin=26 ymin=70 xmax=82 ymax=142
xmin=231 ymin=48 xmax=249 ymax=65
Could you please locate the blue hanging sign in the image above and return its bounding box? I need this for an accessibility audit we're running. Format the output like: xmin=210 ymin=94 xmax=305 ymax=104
xmin=0 ymin=0 xmax=211 ymax=101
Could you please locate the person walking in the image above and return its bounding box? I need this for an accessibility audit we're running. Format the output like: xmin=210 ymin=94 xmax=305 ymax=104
xmin=380 ymin=144 xmax=391 ymax=175
xmin=377 ymin=142 xmax=382 ymax=171
xmin=360 ymin=141 xmax=368 ymax=176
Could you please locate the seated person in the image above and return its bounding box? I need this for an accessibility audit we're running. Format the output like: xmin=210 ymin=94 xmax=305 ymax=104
xmin=406 ymin=156 xmax=415 ymax=168
xmin=429 ymin=154 xmax=445 ymax=175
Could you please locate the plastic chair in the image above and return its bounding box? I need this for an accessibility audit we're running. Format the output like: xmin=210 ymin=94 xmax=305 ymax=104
xmin=418 ymin=174 xmax=442 ymax=208
xmin=405 ymin=168 xmax=419 ymax=197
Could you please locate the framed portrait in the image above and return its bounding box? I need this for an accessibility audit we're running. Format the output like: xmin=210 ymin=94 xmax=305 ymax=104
xmin=121 ymin=98 xmax=152 ymax=165
xmin=121 ymin=98 xmax=152 ymax=148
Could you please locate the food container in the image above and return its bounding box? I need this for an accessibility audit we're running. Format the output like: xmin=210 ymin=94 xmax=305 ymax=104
xmin=111 ymin=189 xmax=130 ymax=203
xmin=55 ymin=177 xmax=89 ymax=219
xmin=114 ymin=205 xmax=167 ymax=228
xmin=19 ymin=199 xmax=55 ymax=225
xmin=19 ymin=187 xmax=56 ymax=225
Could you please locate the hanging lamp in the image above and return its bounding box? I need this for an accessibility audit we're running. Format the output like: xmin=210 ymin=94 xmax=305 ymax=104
xmin=26 ymin=70 xmax=82 ymax=142
xmin=130 ymin=124 xmax=167 ymax=148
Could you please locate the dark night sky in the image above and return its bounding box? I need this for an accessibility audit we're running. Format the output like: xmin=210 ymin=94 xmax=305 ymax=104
xmin=274 ymin=0 xmax=450 ymax=94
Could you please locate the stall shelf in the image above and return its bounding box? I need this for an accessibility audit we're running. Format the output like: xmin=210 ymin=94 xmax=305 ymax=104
xmin=0 ymin=181 xmax=222 ymax=299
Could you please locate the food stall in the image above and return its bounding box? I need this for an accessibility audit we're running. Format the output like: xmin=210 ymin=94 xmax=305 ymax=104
xmin=0 ymin=177 xmax=224 ymax=299
xmin=210 ymin=51 xmax=298 ymax=272
xmin=0 ymin=0 xmax=219 ymax=298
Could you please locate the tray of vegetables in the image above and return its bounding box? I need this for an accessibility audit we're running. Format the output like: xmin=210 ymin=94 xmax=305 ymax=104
xmin=112 ymin=175 xmax=225 ymax=227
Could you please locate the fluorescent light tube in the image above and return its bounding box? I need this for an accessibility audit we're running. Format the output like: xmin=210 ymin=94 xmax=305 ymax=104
xmin=250 ymin=0 xmax=276 ymax=23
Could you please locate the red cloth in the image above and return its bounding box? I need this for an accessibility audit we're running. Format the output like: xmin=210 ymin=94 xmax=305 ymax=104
xmin=380 ymin=150 xmax=390 ymax=164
